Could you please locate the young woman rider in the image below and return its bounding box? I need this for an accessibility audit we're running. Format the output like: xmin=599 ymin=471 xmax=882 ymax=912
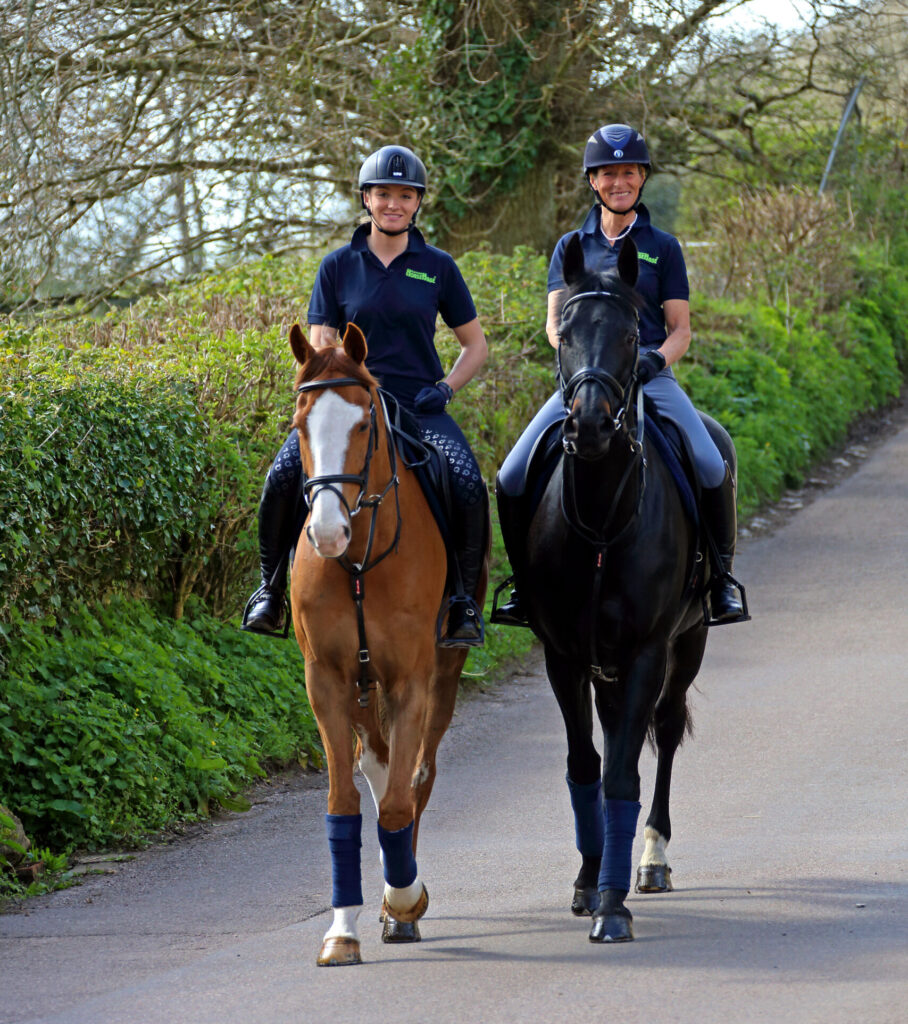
xmin=493 ymin=123 xmax=746 ymax=626
xmin=243 ymin=145 xmax=490 ymax=646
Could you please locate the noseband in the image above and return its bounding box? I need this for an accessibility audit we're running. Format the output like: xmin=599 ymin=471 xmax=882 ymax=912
xmin=557 ymin=290 xmax=639 ymax=450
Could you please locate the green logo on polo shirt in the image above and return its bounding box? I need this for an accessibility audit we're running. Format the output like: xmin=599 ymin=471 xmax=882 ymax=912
xmin=638 ymin=251 xmax=658 ymax=265
xmin=406 ymin=268 xmax=437 ymax=284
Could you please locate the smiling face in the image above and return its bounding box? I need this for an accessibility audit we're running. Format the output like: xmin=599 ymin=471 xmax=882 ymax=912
xmin=363 ymin=183 xmax=422 ymax=233
xmin=588 ymin=163 xmax=646 ymax=214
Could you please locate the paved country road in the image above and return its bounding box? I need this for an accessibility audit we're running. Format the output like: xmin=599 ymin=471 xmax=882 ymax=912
xmin=3 ymin=421 xmax=907 ymax=1024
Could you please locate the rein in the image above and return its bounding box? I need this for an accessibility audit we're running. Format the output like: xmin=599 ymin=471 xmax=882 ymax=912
xmin=296 ymin=376 xmax=402 ymax=707
xmin=556 ymin=288 xmax=647 ymax=681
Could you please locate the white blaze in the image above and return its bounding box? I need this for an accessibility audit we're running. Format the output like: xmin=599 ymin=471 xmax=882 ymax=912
xmin=305 ymin=390 xmax=363 ymax=557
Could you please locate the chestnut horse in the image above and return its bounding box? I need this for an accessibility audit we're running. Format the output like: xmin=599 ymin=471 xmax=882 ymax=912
xmin=287 ymin=322 xmax=488 ymax=966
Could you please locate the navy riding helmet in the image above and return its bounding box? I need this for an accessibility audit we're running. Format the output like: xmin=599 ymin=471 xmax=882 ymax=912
xmin=358 ymin=144 xmax=427 ymax=234
xmin=583 ymin=124 xmax=651 ymax=173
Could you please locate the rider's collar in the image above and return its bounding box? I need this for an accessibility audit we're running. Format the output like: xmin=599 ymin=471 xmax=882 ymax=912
xmin=579 ymin=202 xmax=650 ymax=243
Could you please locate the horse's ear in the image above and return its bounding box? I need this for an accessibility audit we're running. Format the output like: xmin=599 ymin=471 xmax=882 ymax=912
xmin=289 ymin=323 xmax=315 ymax=366
xmin=562 ymin=232 xmax=586 ymax=287
xmin=618 ymin=237 xmax=639 ymax=287
xmin=342 ymin=322 xmax=368 ymax=365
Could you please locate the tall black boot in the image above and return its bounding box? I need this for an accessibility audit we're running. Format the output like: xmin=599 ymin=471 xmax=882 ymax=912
xmin=441 ymin=495 xmax=488 ymax=648
xmin=489 ymin=482 xmax=530 ymax=627
xmin=242 ymin=439 xmax=303 ymax=636
xmin=701 ymin=462 xmax=748 ymax=625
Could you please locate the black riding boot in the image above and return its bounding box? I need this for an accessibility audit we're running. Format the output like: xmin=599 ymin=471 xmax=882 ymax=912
xmin=701 ymin=463 xmax=747 ymax=625
xmin=489 ymin=484 xmax=530 ymax=627
xmin=242 ymin=469 xmax=299 ymax=636
xmin=441 ymin=497 xmax=488 ymax=648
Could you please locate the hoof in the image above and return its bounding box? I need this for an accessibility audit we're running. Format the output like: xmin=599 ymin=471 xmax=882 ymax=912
xmin=571 ymin=885 xmax=599 ymax=917
xmin=589 ymin=910 xmax=634 ymax=943
xmin=382 ymin=916 xmax=422 ymax=943
xmin=317 ymin=936 xmax=362 ymax=966
xmin=635 ymin=863 xmax=673 ymax=893
xmin=381 ymin=884 xmax=429 ymax=924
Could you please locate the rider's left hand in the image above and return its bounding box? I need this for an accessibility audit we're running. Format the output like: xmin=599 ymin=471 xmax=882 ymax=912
xmin=636 ymin=350 xmax=666 ymax=385
xmin=414 ymin=380 xmax=454 ymax=414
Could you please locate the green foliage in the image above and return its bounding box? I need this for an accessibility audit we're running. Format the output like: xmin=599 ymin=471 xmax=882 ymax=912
xmin=0 ymin=596 xmax=320 ymax=851
xmin=379 ymin=1 xmax=557 ymax=230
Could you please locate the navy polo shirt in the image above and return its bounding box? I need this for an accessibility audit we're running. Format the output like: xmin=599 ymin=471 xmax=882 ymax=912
xmin=307 ymin=224 xmax=477 ymax=402
xmin=548 ymin=204 xmax=689 ymax=349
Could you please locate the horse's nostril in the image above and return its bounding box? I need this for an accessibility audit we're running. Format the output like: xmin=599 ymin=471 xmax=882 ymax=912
xmin=343 ymin=524 xmax=351 ymax=540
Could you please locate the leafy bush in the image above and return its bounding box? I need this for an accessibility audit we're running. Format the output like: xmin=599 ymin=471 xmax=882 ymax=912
xmin=0 ymin=596 xmax=320 ymax=850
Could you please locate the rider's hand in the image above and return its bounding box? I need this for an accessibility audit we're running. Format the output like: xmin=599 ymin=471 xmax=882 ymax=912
xmin=414 ymin=381 xmax=454 ymax=414
xmin=636 ymin=350 xmax=667 ymax=385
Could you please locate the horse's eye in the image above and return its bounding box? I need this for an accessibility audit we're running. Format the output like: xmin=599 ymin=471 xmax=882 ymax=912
xmin=358 ymin=422 xmax=369 ymax=433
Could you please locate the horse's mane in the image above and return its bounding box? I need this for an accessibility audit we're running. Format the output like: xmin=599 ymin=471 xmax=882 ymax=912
xmin=295 ymin=345 xmax=379 ymax=391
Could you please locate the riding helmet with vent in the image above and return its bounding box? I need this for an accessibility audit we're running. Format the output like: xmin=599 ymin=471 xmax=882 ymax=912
xmin=358 ymin=146 xmax=427 ymax=194
xmin=583 ymin=124 xmax=651 ymax=173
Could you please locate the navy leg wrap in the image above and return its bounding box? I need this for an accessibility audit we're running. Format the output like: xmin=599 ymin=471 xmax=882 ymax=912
xmin=566 ymin=774 xmax=604 ymax=858
xmin=377 ymin=820 xmax=418 ymax=889
xmin=598 ymin=799 xmax=642 ymax=893
xmin=326 ymin=813 xmax=363 ymax=908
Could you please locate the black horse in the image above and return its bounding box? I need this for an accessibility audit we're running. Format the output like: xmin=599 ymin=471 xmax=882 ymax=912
xmin=503 ymin=234 xmax=735 ymax=943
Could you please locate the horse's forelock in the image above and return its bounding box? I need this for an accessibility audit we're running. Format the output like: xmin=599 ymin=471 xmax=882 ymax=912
xmin=557 ymin=266 xmax=642 ymax=324
xmin=295 ymin=346 xmax=378 ymax=391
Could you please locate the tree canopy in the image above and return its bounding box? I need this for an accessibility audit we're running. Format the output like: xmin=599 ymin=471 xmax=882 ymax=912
xmin=0 ymin=0 xmax=903 ymax=307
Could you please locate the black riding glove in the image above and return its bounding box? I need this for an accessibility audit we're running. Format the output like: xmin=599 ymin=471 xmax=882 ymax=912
xmin=636 ymin=350 xmax=666 ymax=385
xmin=414 ymin=380 xmax=454 ymax=414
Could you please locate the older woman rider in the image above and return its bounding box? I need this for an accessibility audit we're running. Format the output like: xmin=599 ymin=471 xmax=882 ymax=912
xmin=493 ymin=123 xmax=746 ymax=627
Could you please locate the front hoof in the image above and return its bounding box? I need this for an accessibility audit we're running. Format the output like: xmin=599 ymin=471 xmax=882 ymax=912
xmin=382 ymin=917 xmax=422 ymax=943
xmin=571 ymin=885 xmax=599 ymax=916
xmin=635 ymin=863 xmax=673 ymax=893
xmin=589 ymin=909 xmax=634 ymax=943
xmin=382 ymin=884 xmax=429 ymax=924
xmin=317 ymin=936 xmax=362 ymax=966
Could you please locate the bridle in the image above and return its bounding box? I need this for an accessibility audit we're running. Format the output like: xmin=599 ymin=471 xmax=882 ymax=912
xmin=296 ymin=376 xmax=401 ymax=571
xmin=557 ymin=290 xmax=640 ymax=452
xmin=295 ymin=375 xmax=402 ymax=708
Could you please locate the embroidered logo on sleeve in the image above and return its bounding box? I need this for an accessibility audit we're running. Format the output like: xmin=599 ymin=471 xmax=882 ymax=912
xmin=406 ymin=268 xmax=437 ymax=284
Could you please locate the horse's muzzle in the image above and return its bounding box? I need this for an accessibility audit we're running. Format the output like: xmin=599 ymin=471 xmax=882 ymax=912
xmin=306 ymin=520 xmax=352 ymax=558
